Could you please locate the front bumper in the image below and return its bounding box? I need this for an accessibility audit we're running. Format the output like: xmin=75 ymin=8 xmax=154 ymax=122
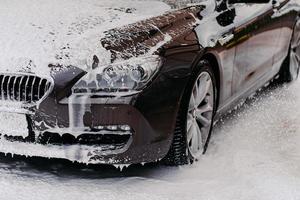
xmin=0 ymin=134 xmax=170 ymax=165
xmin=0 ymin=97 xmax=175 ymax=165
xmin=0 ymin=59 xmax=192 ymax=164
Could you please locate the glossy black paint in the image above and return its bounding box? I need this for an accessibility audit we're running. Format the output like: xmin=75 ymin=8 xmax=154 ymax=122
xmin=6 ymin=0 xmax=300 ymax=164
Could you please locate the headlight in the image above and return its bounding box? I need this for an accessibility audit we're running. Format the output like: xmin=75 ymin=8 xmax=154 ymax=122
xmin=72 ymin=55 xmax=162 ymax=95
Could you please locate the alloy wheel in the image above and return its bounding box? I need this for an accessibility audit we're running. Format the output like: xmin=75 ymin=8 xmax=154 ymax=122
xmin=187 ymin=71 xmax=214 ymax=159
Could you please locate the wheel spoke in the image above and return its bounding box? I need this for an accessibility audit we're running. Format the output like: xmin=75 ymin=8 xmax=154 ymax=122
xmin=190 ymin=127 xmax=199 ymax=152
xmin=206 ymin=78 xmax=212 ymax=94
xmin=190 ymin=124 xmax=203 ymax=153
xmin=197 ymin=103 xmax=213 ymax=115
xmin=196 ymin=125 xmax=203 ymax=151
xmin=196 ymin=114 xmax=211 ymax=127
xmin=194 ymin=80 xmax=200 ymax=104
xmin=188 ymin=93 xmax=196 ymax=111
xmin=195 ymin=78 xmax=208 ymax=106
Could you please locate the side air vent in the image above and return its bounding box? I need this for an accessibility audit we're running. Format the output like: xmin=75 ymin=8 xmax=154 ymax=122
xmin=0 ymin=74 xmax=53 ymax=104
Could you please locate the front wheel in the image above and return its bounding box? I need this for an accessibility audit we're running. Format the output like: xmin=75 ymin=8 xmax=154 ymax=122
xmin=163 ymin=60 xmax=217 ymax=166
xmin=279 ymin=19 xmax=300 ymax=82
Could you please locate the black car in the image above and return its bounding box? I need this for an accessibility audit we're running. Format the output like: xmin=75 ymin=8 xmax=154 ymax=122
xmin=0 ymin=0 xmax=299 ymax=166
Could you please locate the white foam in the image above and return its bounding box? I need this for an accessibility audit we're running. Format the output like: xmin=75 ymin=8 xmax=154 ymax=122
xmin=0 ymin=0 xmax=170 ymax=77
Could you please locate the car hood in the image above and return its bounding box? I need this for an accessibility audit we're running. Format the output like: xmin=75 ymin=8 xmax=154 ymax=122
xmin=0 ymin=0 xmax=170 ymax=77
xmin=101 ymin=6 xmax=202 ymax=61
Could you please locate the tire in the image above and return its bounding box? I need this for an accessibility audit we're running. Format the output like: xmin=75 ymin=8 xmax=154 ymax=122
xmin=163 ymin=60 xmax=217 ymax=166
xmin=279 ymin=19 xmax=300 ymax=83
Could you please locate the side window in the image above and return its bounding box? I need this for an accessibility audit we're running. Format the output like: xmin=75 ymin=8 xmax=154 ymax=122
xmin=232 ymin=2 xmax=272 ymax=26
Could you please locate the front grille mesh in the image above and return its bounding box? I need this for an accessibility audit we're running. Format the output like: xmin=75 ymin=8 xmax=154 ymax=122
xmin=0 ymin=74 xmax=52 ymax=103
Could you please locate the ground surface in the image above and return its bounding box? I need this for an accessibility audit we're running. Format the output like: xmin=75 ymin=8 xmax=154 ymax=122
xmin=0 ymin=80 xmax=299 ymax=200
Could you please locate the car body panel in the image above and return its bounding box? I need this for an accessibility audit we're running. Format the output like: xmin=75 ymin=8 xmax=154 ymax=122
xmin=195 ymin=0 xmax=300 ymax=115
xmin=0 ymin=0 xmax=300 ymax=164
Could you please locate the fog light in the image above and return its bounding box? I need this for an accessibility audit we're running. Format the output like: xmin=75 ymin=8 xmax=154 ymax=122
xmin=107 ymin=125 xmax=118 ymax=131
xmin=96 ymin=125 xmax=104 ymax=130
xmin=93 ymin=125 xmax=131 ymax=131
xmin=119 ymin=125 xmax=131 ymax=131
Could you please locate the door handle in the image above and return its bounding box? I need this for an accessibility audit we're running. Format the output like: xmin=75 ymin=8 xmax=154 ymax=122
xmin=218 ymin=33 xmax=234 ymax=46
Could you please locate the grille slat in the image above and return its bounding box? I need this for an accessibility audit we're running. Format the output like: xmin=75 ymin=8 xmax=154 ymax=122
xmin=12 ymin=76 xmax=18 ymax=100
xmin=30 ymin=77 xmax=37 ymax=102
xmin=9 ymin=76 xmax=16 ymax=100
xmin=14 ymin=77 xmax=21 ymax=101
xmin=24 ymin=76 xmax=31 ymax=102
xmin=20 ymin=76 xmax=28 ymax=101
xmin=0 ymin=74 xmax=52 ymax=104
xmin=18 ymin=76 xmax=25 ymax=101
xmin=3 ymin=76 xmax=9 ymax=100
xmin=6 ymin=76 xmax=12 ymax=100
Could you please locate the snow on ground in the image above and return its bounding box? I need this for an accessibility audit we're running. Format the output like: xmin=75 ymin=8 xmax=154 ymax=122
xmin=0 ymin=80 xmax=298 ymax=200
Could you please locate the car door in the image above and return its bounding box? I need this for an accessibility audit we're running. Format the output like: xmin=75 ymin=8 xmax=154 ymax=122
xmin=231 ymin=1 xmax=282 ymax=97
xmin=195 ymin=0 xmax=237 ymax=108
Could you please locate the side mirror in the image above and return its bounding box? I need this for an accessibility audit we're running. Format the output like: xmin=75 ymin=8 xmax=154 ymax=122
xmin=228 ymin=0 xmax=269 ymax=3
xmin=216 ymin=9 xmax=236 ymax=27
